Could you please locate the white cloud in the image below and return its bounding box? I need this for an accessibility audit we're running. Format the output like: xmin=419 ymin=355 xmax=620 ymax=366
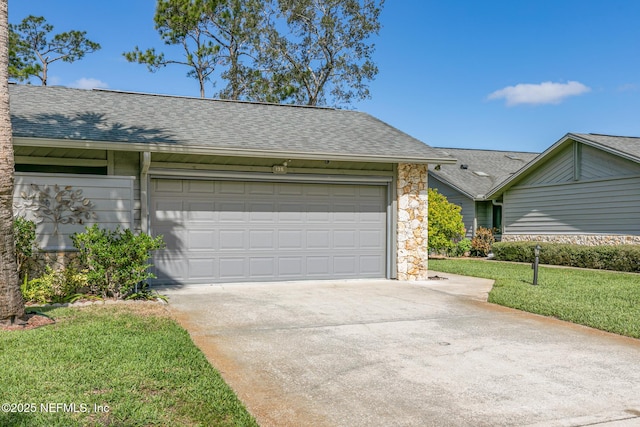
xmin=488 ymin=81 xmax=590 ymax=106
xmin=69 ymin=78 xmax=109 ymax=90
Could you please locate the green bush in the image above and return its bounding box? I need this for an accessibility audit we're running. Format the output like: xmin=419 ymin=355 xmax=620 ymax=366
xmin=449 ymin=238 xmax=472 ymax=257
xmin=14 ymin=216 xmax=38 ymax=280
xmin=21 ymin=266 xmax=87 ymax=304
xmin=428 ymin=188 xmax=465 ymax=254
xmin=71 ymin=225 xmax=165 ymax=299
xmin=492 ymin=242 xmax=640 ymax=273
xmin=470 ymin=227 xmax=495 ymax=257
xmin=490 ymin=241 xmax=531 ymax=262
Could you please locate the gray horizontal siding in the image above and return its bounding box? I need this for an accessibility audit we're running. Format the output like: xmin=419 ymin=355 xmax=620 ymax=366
xmin=519 ymin=145 xmax=573 ymax=186
xmin=581 ymin=145 xmax=640 ymax=179
xmin=504 ymin=176 xmax=640 ymax=235
xmin=13 ymin=173 xmax=135 ymax=250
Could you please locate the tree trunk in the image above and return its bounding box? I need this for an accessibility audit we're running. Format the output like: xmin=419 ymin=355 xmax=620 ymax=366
xmin=41 ymin=61 xmax=47 ymax=86
xmin=0 ymin=0 xmax=26 ymax=324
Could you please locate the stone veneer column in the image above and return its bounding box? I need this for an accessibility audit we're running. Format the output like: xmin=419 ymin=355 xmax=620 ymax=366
xmin=397 ymin=163 xmax=429 ymax=281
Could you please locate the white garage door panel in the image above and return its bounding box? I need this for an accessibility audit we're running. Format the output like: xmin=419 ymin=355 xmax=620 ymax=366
xmin=151 ymin=179 xmax=387 ymax=284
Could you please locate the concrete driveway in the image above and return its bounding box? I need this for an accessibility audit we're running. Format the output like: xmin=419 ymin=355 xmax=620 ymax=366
xmin=161 ymin=273 xmax=640 ymax=427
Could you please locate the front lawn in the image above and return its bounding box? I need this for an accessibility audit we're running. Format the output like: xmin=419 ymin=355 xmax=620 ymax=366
xmin=0 ymin=304 xmax=258 ymax=427
xmin=430 ymin=259 xmax=640 ymax=339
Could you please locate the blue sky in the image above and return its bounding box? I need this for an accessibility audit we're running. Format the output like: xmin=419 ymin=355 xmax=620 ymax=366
xmin=9 ymin=1 xmax=640 ymax=153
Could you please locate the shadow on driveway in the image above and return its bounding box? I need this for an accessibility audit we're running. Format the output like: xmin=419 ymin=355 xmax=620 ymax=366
xmin=160 ymin=276 xmax=640 ymax=427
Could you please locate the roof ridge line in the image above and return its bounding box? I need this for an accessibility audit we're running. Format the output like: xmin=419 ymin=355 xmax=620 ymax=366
xmin=584 ymin=133 xmax=640 ymax=139
xmin=12 ymin=83 xmax=338 ymax=111
xmin=433 ymin=147 xmax=539 ymax=154
xmin=90 ymin=88 xmax=338 ymax=110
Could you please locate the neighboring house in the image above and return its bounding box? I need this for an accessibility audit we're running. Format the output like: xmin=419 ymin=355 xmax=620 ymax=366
xmin=486 ymin=133 xmax=640 ymax=245
xmin=10 ymin=84 xmax=454 ymax=284
xmin=427 ymin=148 xmax=538 ymax=238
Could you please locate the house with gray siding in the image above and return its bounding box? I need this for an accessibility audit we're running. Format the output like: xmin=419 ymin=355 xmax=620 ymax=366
xmin=10 ymin=84 xmax=454 ymax=284
xmin=486 ymin=133 xmax=640 ymax=245
xmin=428 ymin=148 xmax=538 ymax=238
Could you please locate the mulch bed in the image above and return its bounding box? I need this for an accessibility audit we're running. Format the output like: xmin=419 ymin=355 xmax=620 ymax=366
xmin=0 ymin=313 xmax=56 ymax=331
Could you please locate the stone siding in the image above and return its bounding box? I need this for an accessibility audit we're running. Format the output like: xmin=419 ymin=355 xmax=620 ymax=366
xmin=501 ymin=234 xmax=640 ymax=246
xmin=397 ymin=163 xmax=429 ymax=280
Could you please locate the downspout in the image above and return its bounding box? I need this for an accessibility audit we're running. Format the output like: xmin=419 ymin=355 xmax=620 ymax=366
xmin=471 ymin=195 xmax=484 ymax=238
xmin=140 ymin=152 xmax=151 ymax=234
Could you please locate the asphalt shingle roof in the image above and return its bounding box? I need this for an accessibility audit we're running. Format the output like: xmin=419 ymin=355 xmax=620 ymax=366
xmin=485 ymin=132 xmax=640 ymax=199
xmin=428 ymin=148 xmax=539 ymax=199
xmin=571 ymin=133 xmax=640 ymax=162
xmin=9 ymin=84 xmax=453 ymax=164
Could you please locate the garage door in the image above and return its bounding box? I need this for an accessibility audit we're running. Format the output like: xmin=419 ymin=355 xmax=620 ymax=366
xmin=150 ymin=179 xmax=387 ymax=284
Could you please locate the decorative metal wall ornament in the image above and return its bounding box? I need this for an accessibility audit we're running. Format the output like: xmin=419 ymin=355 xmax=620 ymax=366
xmin=15 ymin=184 xmax=98 ymax=234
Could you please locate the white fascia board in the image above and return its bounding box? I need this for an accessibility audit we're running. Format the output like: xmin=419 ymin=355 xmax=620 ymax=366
xmin=13 ymin=136 xmax=457 ymax=165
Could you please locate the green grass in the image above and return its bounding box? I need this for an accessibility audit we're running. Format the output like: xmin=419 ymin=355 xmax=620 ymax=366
xmin=0 ymin=304 xmax=258 ymax=427
xmin=430 ymin=258 xmax=640 ymax=339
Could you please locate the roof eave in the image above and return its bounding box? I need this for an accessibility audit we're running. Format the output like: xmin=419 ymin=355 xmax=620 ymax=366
xmin=487 ymin=132 xmax=640 ymax=199
xmin=485 ymin=133 xmax=574 ymax=199
xmin=428 ymin=171 xmax=477 ymax=200
xmin=569 ymin=133 xmax=640 ymax=164
xmin=13 ymin=136 xmax=457 ymax=165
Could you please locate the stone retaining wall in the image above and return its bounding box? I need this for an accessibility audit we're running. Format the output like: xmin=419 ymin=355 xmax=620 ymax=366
xmin=501 ymin=234 xmax=640 ymax=245
xmin=397 ymin=163 xmax=429 ymax=281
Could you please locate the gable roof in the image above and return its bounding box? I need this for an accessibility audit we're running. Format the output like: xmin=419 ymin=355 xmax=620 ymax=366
xmin=486 ymin=132 xmax=640 ymax=199
xmin=570 ymin=133 xmax=640 ymax=162
xmin=9 ymin=84 xmax=454 ymax=165
xmin=428 ymin=148 xmax=539 ymax=200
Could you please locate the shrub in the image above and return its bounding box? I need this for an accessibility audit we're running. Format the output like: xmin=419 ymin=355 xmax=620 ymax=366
xmin=14 ymin=216 xmax=38 ymax=281
xmin=449 ymin=238 xmax=472 ymax=257
xmin=470 ymin=227 xmax=495 ymax=257
xmin=490 ymin=241 xmax=532 ymax=262
xmin=21 ymin=266 xmax=87 ymax=304
xmin=492 ymin=242 xmax=640 ymax=273
xmin=428 ymin=188 xmax=465 ymax=254
xmin=71 ymin=225 xmax=165 ymax=299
